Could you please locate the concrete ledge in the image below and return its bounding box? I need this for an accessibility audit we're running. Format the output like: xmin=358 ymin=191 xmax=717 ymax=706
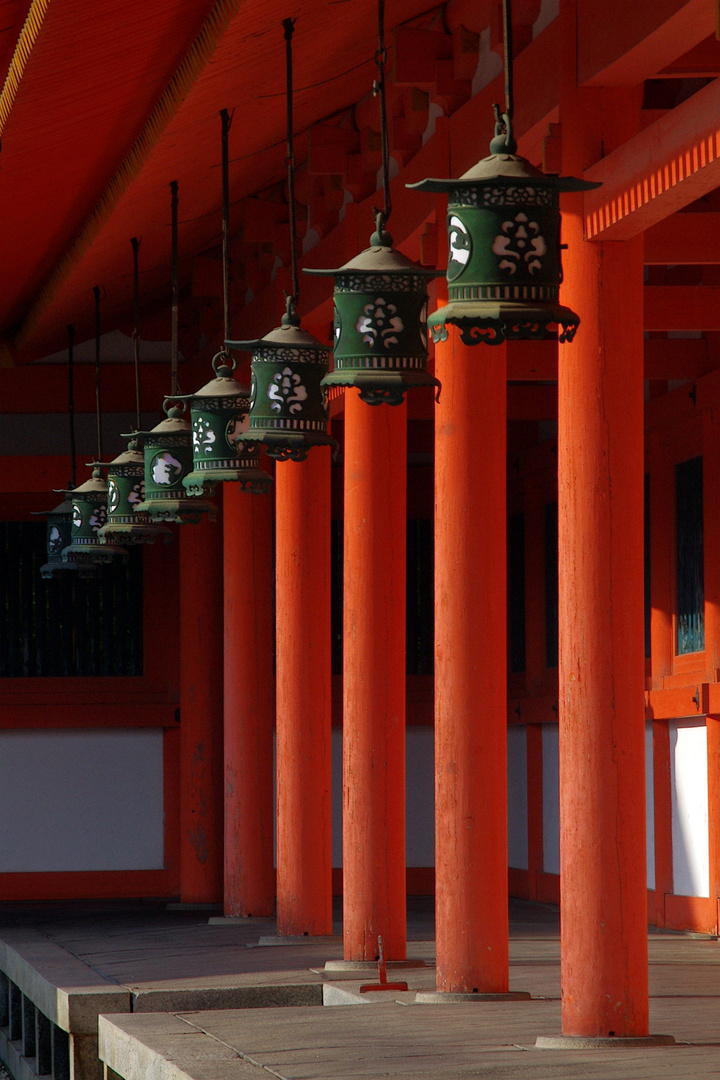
xmin=98 ymin=1016 xmax=263 ymax=1080
xmin=414 ymin=991 xmax=533 ymax=1004
xmin=323 ymin=958 xmax=428 ymax=971
xmin=535 ymin=1033 xmax=677 ymax=1049
xmin=131 ymin=984 xmax=322 ymax=1012
xmin=0 ymin=930 xmax=131 ymax=1033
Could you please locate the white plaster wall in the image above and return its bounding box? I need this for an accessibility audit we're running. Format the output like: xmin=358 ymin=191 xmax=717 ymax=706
xmin=646 ymin=722 xmax=655 ymax=891
xmin=0 ymin=728 xmax=164 ymax=872
xmin=331 ymin=725 xmax=435 ymax=867
xmin=507 ymin=726 xmax=528 ymax=870
xmin=670 ymin=719 xmax=709 ymax=898
xmin=542 ymin=724 xmax=560 ymax=875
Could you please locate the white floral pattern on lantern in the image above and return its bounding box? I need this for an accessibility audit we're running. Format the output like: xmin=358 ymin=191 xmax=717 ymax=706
xmin=267 ymin=367 xmax=308 ymax=414
xmin=89 ymin=504 xmax=107 ymax=533
xmin=193 ymin=416 xmax=216 ymax=456
xmin=72 ymin=504 xmax=82 ymax=529
xmin=356 ymin=297 xmax=404 ymax=348
xmin=108 ymin=479 xmax=120 ymax=514
xmin=48 ymin=526 xmax=63 ymax=553
xmin=492 ymin=212 xmax=547 ymax=275
xmin=128 ymin=481 xmax=144 ymax=507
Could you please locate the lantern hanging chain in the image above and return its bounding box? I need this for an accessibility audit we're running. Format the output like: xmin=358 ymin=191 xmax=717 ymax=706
xmin=170 ymin=180 xmax=180 ymax=397
xmin=492 ymin=0 xmax=516 ymax=152
xmin=93 ymin=285 xmax=103 ymax=463
xmin=283 ymin=17 xmax=299 ymax=317
xmin=131 ymin=237 xmax=142 ymax=430
xmin=67 ymin=324 xmax=76 ymax=489
xmin=373 ymin=0 xmax=392 ymax=233
xmin=503 ymin=0 xmax=513 ymax=124
xmin=220 ymin=108 xmax=235 ymax=349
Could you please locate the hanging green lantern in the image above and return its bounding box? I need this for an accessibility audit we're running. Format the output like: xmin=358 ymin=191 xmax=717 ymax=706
xmin=227 ymin=304 xmax=336 ymax=463
xmin=61 ymin=468 xmax=126 ymax=566
xmin=97 ymin=439 xmax=172 ymax=544
xmin=304 ymin=217 xmax=440 ymax=406
xmin=178 ymin=350 xmax=272 ymax=495
xmin=37 ymin=494 xmax=99 ymax=579
xmin=133 ymin=400 xmax=216 ymax=524
xmin=408 ymin=111 xmax=600 ymax=345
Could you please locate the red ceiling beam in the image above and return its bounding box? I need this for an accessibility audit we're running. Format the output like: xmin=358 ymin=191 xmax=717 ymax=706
xmin=583 ymin=76 xmax=720 ymax=240
xmin=645 ymin=285 xmax=720 ymax=330
xmin=578 ymin=0 xmax=716 ymax=87
xmin=644 ymin=213 xmax=720 ymax=263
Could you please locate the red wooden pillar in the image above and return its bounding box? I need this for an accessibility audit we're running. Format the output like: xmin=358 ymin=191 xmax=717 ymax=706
xmin=223 ymin=482 xmax=275 ymax=916
xmin=179 ymin=513 xmax=224 ymax=903
xmin=275 ymin=449 xmax=332 ymax=935
xmin=556 ymin=0 xmax=650 ymax=1037
xmin=343 ymin=389 xmax=407 ymax=961
xmin=434 ymin=330 xmax=508 ymax=993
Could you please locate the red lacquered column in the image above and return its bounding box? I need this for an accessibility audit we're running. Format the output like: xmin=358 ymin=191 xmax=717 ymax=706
xmin=343 ymin=389 xmax=407 ymax=960
xmin=223 ymin=483 xmax=275 ymax=916
xmin=434 ymin=330 xmax=509 ymax=992
xmin=275 ymin=448 xmax=332 ymax=935
xmin=179 ymin=514 xmax=224 ymax=903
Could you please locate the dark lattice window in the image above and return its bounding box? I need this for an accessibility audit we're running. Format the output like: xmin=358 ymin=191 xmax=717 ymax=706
xmin=407 ymin=519 xmax=433 ymax=676
xmin=0 ymin=521 xmax=143 ymax=677
xmin=508 ymin=513 xmax=526 ymax=673
xmin=676 ymin=456 xmax=704 ymax=655
xmin=330 ymin=518 xmax=434 ymax=676
xmin=645 ymin=473 xmax=651 ymax=659
xmin=545 ymin=502 xmax=558 ymax=669
xmin=331 ymin=519 xmax=343 ymax=676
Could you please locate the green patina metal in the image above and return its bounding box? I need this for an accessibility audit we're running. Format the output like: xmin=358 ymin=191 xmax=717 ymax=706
xmin=98 ymin=440 xmax=172 ymax=545
xmin=408 ymin=115 xmax=600 ymax=346
xmin=177 ymin=350 xmax=272 ymax=495
xmin=134 ymin=400 xmax=216 ymax=524
xmin=61 ymin=468 xmax=126 ymax=567
xmin=38 ymin=495 xmax=98 ymax=579
xmin=305 ymin=220 xmax=440 ymax=406
xmin=227 ymin=306 xmax=336 ymax=463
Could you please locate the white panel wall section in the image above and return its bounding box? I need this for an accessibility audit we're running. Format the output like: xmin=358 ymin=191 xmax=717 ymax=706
xmin=0 ymin=728 xmax=164 ymax=872
xmin=507 ymin=725 xmax=528 ymax=870
xmin=670 ymin=719 xmax=709 ymax=898
xmin=646 ymin=721 xmax=655 ymax=891
xmin=542 ymin=724 xmax=560 ymax=875
xmin=331 ymin=725 xmax=435 ymax=867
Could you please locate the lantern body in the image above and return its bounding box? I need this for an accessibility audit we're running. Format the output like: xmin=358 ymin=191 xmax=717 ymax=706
xmin=39 ymin=496 xmax=99 ymax=579
xmin=179 ymin=356 xmax=272 ymax=495
xmin=62 ymin=470 xmax=126 ymax=566
xmin=408 ymin=152 xmax=600 ymax=345
xmin=98 ymin=443 xmax=172 ymax=544
xmin=305 ymin=238 xmax=440 ymax=406
xmin=227 ymin=318 xmax=335 ymax=462
xmin=134 ymin=404 xmax=216 ymax=523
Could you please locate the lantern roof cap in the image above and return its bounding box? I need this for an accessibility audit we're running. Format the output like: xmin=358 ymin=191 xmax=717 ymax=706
xmin=60 ymin=467 xmax=107 ymax=497
xmin=407 ymin=151 xmax=601 ymax=194
xmin=175 ymin=350 xmax=250 ymax=401
xmin=227 ymin=319 xmax=329 ymax=354
xmin=97 ymin=442 xmax=144 ymax=469
xmin=125 ymin=399 xmax=190 ymax=439
xmin=33 ymin=496 xmax=74 ymax=518
xmin=304 ymin=238 xmax=439 ymax=279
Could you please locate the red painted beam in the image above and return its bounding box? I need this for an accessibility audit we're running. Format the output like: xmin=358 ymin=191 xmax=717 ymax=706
xmin=645 ymin=285 xmax=720 ymax=330
xmin=644 ymin=212 xmax=720 ymax=264
xmin=578 ymin=0 xmax=715 ymax=87
xmin=584 ymin=75 xmax=720 ymax=240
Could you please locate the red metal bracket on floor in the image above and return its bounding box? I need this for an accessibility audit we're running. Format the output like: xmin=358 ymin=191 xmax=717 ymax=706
xmin=359 ymin=935 xmax=409 ymax=993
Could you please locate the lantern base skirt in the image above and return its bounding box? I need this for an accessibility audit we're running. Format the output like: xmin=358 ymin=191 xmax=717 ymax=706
xmin=321 ymin=368 xmax=440 ymax=406
xmin=135 ymin=497 xmax=217 ymax=524
xmin=182 ymin=466 xmax=272 ymax=496
xmin=429 ymin=300 xmax=580 ymax=346
xmin=241 ymin=430 xmax=337 ymax=463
